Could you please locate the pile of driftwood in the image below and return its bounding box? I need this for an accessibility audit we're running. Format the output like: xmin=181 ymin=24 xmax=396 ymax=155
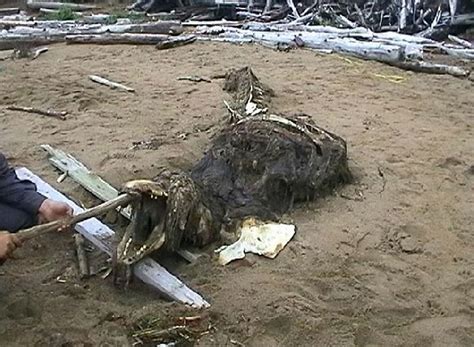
xmin=128 ymin=0 xmax=474 ymax=36
xmin=1 ymin=0 xmax=473 ymax=77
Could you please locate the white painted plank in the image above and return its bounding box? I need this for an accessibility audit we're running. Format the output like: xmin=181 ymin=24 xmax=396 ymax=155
xmin=15 ymin=167 xmax=210 ymax=308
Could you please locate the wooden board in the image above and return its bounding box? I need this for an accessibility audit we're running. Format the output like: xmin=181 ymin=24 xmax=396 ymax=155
xmin=15 ymin=167 xmax=210 ymax=308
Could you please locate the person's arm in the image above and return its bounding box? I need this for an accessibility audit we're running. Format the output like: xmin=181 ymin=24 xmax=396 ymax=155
xmin=0 ymin=153 xmax=46 ymax=215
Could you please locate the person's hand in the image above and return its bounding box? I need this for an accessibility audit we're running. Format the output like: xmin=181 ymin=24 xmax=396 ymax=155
xmin=0 ymin=232 xmax=22 ymax=261
xmin=38 ymin=199 xmax=73 ymax=227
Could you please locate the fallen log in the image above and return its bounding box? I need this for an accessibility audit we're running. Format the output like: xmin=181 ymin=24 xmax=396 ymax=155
xmin=6 ymin=105 xmax=67 ymax=120
xmin=89 ymin=75 xmax=135 ymax=92
xmin=448 ymin=35 xmax=473 ymax=49
xmin=26 ymin=0 xmax=97 ymax=11
xmin=0 ymin=8 xmax=20 ymax=16
xmin=155 ymin=35 xmax=196 ymax=50
xmin=16 ymin=167 xmax=210 ymax=308
xmin=65 ymin=33 xmax=170 ymax=45
xmin=0 ymin=35 xmax=63 ymax=51
xmin=389 ymin=60 xmax=470 ymax=78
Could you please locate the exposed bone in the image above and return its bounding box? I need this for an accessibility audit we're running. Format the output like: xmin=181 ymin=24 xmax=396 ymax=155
xmin=6 ymin=105 xmax=67 ymax=120
xmin=89 ymin=75 xmax=135 ymax=93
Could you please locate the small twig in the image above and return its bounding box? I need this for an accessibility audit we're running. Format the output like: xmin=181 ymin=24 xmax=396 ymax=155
xmin=74 ymin=233 xmax=90 ymax=279
xmin=89 ymin=75 xmax=135 ymax=92
xmin=177 ymin=76 xmax=211 ymax=83
xmin=6 ymin=105 xmax=67 ymax=120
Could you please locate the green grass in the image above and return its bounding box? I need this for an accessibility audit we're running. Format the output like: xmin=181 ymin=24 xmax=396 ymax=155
xmin=42 ymin=6 xmax=81 ymax=21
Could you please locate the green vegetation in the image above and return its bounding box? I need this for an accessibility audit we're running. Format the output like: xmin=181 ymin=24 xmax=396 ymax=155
xmin=42 ymin=6 xmax=80 ymax=21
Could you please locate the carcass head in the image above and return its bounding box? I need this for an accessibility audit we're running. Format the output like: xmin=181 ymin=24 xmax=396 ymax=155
xmin=116 ymin=180 xmax=169 ymax=266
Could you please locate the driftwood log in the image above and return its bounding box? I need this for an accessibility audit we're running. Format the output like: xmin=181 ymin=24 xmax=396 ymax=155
xmin=26 ymin=0 xmax=96 ymax=11
xmin=65 ymin=33 xmax=172 ymax=45
xmin=0 ymin=8 xmax=20 ymax=16
xmin=155 ymin=35 xmax=196 ymax=49
xmin=196 ymin=25 xmax=472 ymax=76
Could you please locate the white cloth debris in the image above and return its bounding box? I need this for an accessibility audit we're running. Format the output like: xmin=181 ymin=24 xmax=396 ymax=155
xmin=216 ymin=218 xmax=296 ymax=265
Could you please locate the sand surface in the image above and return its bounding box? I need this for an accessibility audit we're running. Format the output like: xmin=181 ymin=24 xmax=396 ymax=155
xmin=0 ymin=42 xmax=473 ymax=346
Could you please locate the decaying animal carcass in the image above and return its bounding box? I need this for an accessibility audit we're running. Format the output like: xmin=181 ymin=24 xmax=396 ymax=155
xmin=114 ymin=67 xmax=350 ymax=282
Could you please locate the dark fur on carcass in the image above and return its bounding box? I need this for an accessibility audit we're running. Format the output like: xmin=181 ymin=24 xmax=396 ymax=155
xmin=116 ymin=67 xmax=350 ymax=269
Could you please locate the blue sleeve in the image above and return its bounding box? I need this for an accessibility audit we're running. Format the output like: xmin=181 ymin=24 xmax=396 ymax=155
xmin=0 ymin=153 xmax=46 ymax=215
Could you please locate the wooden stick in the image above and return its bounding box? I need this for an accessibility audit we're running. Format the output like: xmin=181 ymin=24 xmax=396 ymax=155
xmin=74 ymin=233 xmax=90 ymax=279
xmin=17 ymin=194 xmax=134 ymax=242
xmin=6 ymin=105 xmax=67 ymax=120
xmin=177 ymin=76 xmax=211 ymax=83
xmin=89 ymin=75 xmax=135 ymax=93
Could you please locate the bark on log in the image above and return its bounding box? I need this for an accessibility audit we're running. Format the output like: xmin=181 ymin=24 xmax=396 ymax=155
xmin=65 ymin=33 xmax=170 ymax=45
xmin=26 ymin=0 xmax=97 ymax=11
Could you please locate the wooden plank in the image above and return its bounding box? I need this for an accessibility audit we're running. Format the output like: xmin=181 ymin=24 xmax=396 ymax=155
xmin=41 ymin=144 xmax=132 ymax=218
xmin=15 ymin=167 xmax=210 ymax=308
